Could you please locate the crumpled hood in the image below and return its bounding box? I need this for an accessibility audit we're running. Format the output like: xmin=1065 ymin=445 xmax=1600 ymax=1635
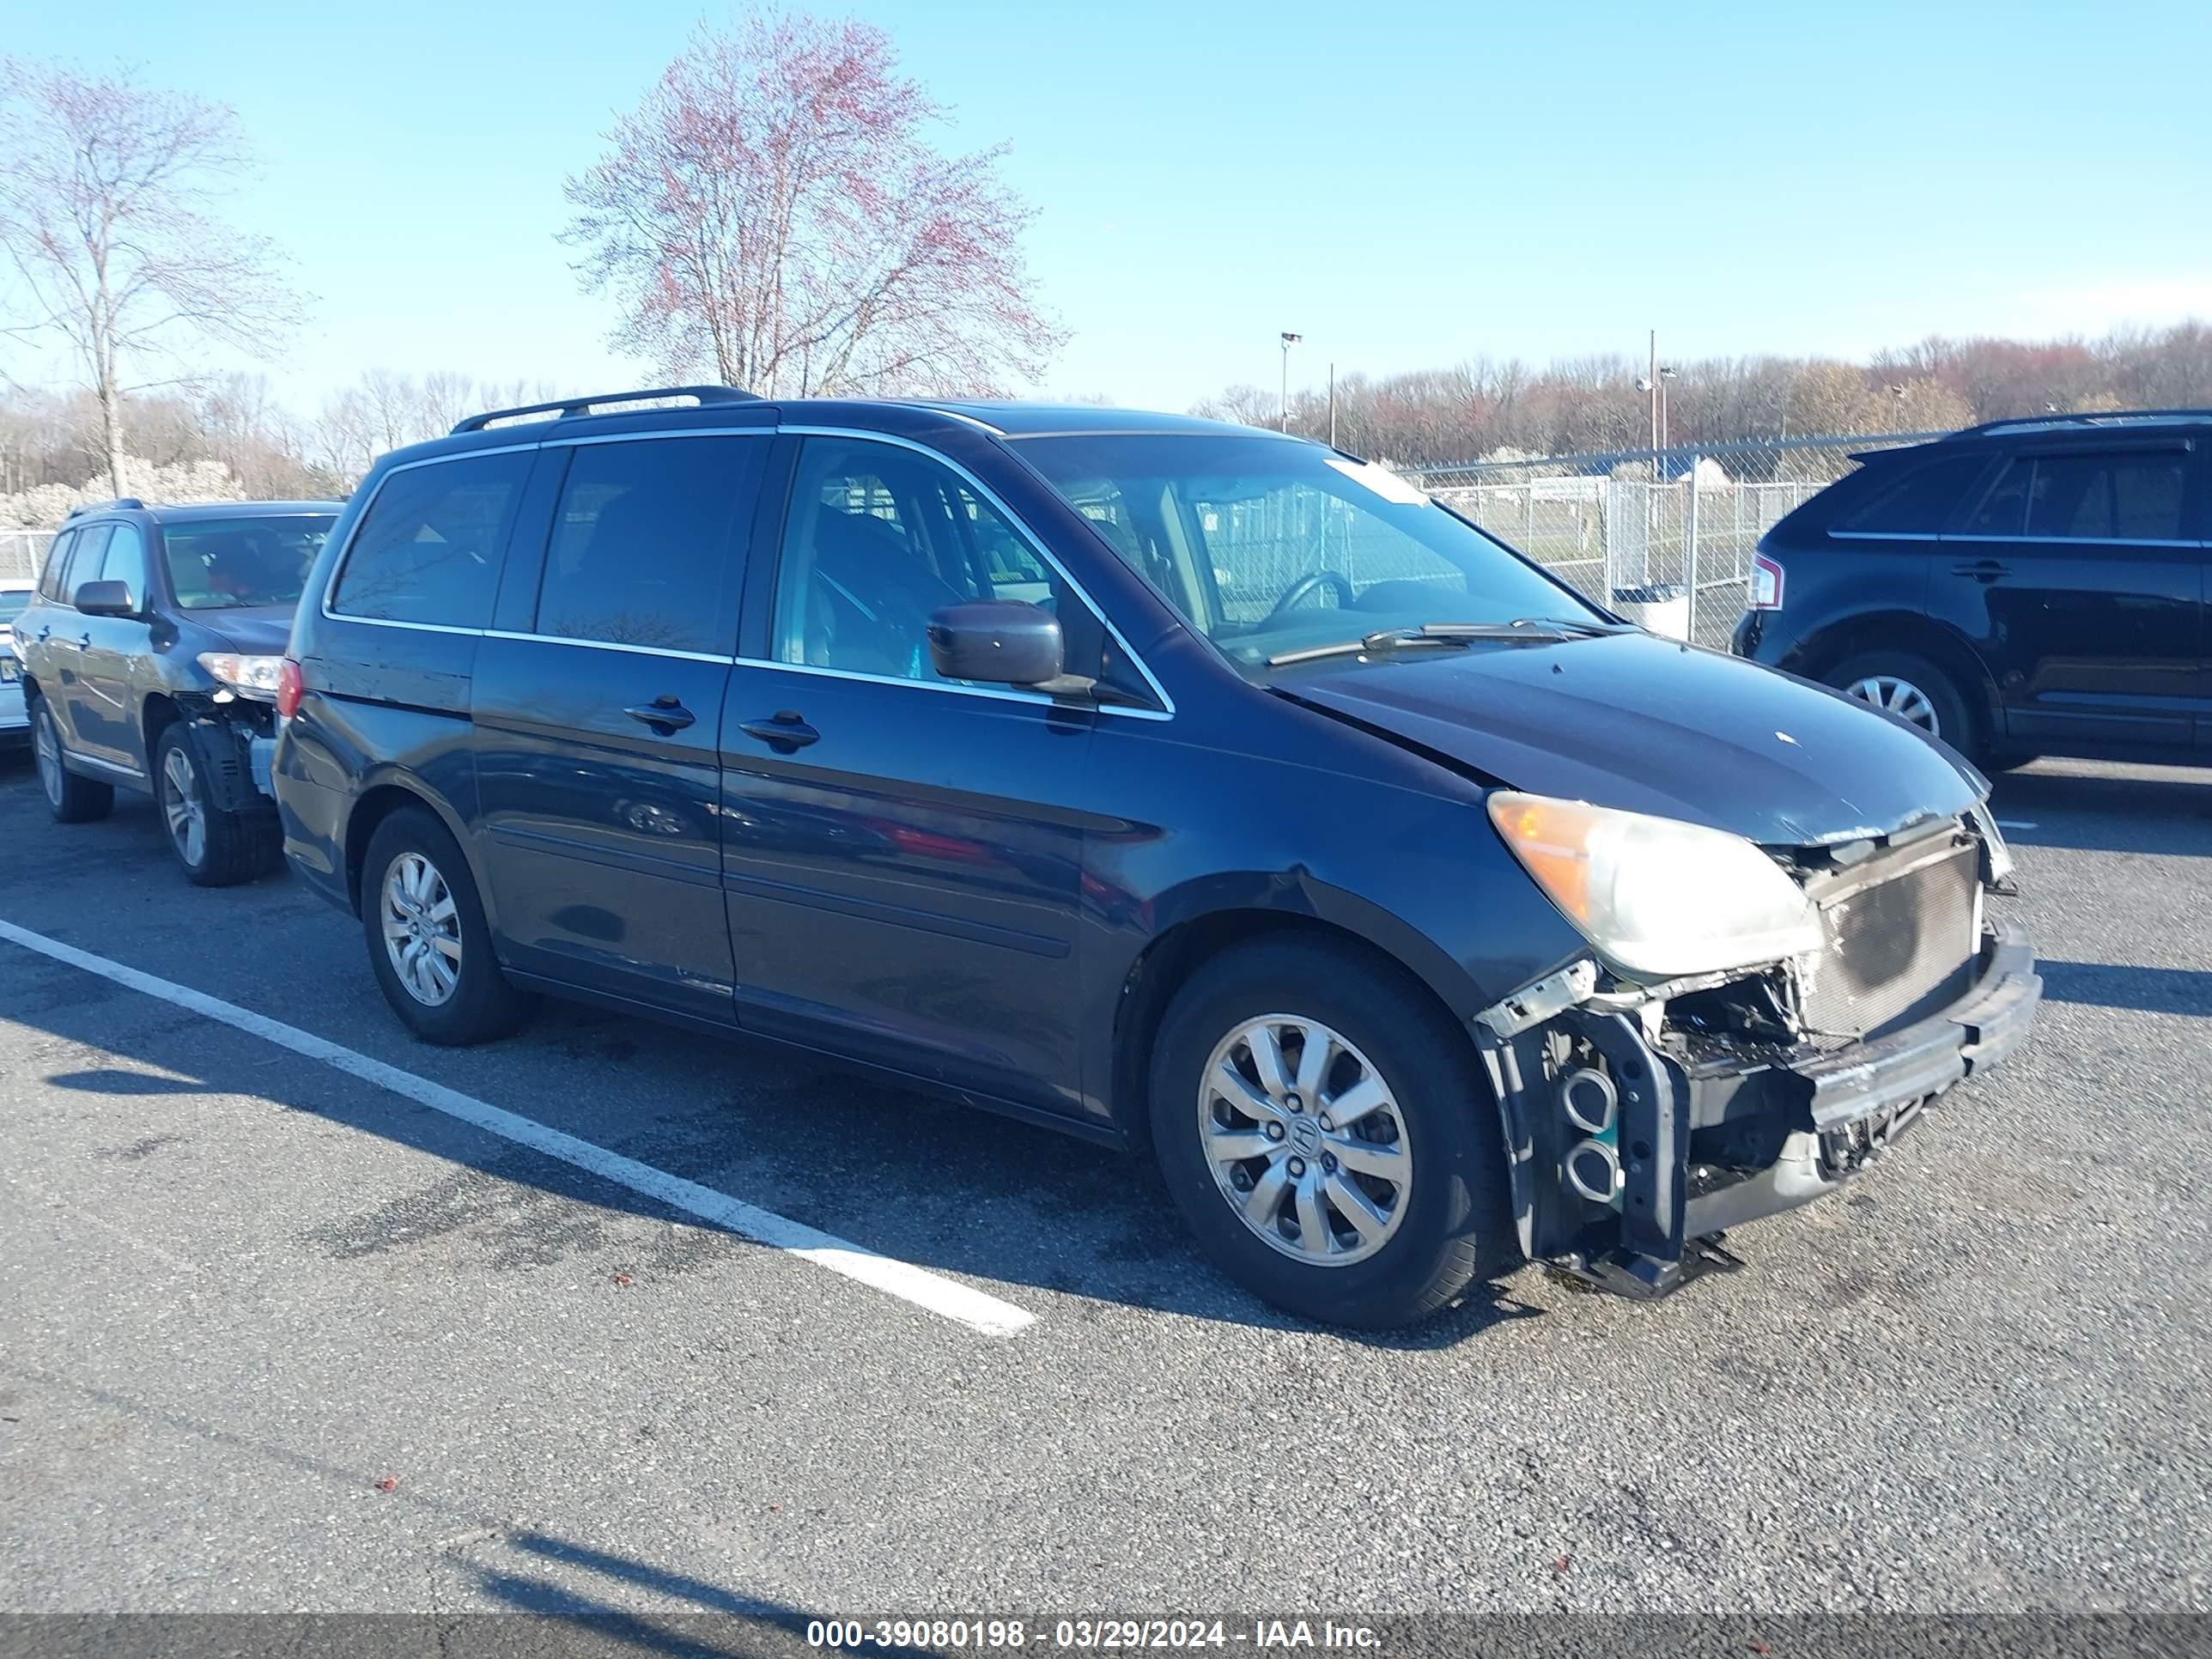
xmin=198 ymin=606 xmax=295 ymax=657
xmin=1282 ymin=631 xmax=1982 ymax=847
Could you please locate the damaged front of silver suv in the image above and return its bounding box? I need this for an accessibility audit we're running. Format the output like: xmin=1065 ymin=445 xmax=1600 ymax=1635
xmin=1473 ymin=792 xmax=2040 ymax=1297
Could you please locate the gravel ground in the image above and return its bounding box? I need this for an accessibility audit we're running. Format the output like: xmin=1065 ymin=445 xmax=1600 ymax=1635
xmin=0 ymin=750 xmax=2206 ymax=1626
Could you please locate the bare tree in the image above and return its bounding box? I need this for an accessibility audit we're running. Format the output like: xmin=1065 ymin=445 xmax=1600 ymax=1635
xmin=562 ymin=10 xmax=1063 ymax=398
xmin=0 ymin=59 xmax=305 ymax=496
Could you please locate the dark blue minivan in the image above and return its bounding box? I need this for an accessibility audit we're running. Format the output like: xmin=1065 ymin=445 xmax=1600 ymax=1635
xmin=273 ymin=387 xmax=2040 ymax=1327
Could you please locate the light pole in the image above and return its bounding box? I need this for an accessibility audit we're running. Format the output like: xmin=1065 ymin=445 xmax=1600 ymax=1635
xmin=1279 ymin=331 xmax=1302 ymax=432
xmin=1636 ymin=364 xmax=1678 ymax=476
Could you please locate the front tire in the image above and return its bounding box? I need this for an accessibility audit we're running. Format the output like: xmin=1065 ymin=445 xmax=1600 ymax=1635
xmin=1149 ymin=937 xmax=1517 ymax=1329
xmin=33 ymin=701 xmax=113 ymax=824
xmin=361 ymin=807 xmax=535 ymax=1045
xmin=155 ymin=725 xmax=281 ymax=887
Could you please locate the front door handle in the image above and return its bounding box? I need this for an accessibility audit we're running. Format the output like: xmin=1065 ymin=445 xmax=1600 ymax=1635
xmin=624 ymin=696 xmax=696 ymax=734
xmin=1951 ymin=560 xmax=2008 ymax=581
xmin=738 ymin=709 xmax=820 ymax=750
xmin=74 ymin=633 xmax=91 ymax=649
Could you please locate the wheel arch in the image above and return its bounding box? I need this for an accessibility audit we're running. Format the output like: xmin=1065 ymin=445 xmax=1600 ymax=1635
xmin=140 ymin=691 xmax=185 ymax=773
xmin=1791 ymin=610 xmax=2000 ymax=745
xmin=1106 ymin=899 xmax=1493 ymax=1155
xmin=342 ymin=774 xmax=491 ymax=924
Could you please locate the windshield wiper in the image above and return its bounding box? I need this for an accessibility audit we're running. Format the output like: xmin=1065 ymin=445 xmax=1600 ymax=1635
xmin=1266 ymin=617 xmax=1613 ymax=666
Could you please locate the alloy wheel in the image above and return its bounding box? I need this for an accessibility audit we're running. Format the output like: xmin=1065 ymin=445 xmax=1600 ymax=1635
xmin=34 ymin=710 xmax=63 ymax=808
xmin=380 ymin=852 xmax=463 ymax=1006
xmin=1845 ymin=674 xmax=1940 ymax=735
xmin=1197 ymin=1014 xmax=1413 ymax=1267
xmin=161 ymin=744 xmax=207 ymax=868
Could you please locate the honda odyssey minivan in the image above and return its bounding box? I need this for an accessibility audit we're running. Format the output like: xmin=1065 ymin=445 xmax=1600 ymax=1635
xmin=272 ymin=386 xmax=2041 ymax=1328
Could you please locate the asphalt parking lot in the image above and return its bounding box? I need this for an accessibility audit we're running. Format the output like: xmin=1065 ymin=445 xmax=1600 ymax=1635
xmin=1 ymin=750 xmax=2207 ymax=1623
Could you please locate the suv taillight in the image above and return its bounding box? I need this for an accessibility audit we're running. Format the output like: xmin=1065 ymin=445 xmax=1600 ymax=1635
xmin=1747 ymin=553 xmax=1784 ymax=611
xmin=276 ymin=658 xmax=304 ymax=720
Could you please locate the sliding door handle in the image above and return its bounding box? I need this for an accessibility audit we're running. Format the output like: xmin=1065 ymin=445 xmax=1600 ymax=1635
xmin=738 ymin=710 xmax=819 ymax=750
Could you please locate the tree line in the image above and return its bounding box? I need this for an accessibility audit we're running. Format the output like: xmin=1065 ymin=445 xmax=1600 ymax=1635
xmin=1201 ymin=323 xmax=2212 ymax=477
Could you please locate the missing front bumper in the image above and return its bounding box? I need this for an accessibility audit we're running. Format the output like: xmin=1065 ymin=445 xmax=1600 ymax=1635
xmin=1499 ymin=921 xmax=2041 ymax=1300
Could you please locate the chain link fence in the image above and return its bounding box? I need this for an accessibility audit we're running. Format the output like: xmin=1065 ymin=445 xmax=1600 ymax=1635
xmin=1413 ymin=429 xmax=1937 ymax=648
xmin=0 ymin=530 xmax=54 ymax=585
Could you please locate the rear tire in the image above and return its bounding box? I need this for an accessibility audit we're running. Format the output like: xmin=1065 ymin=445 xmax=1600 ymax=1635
xmin=1149 ymin=937 xmax=1517 ymax=1329
xmin=155 ymin=724 xmax=282 ymax=887
xmin=1826 ymin=650 xmax=1981 ymax=762
xmin=361 ymin=806 xmax=535 ymax=1045
xmin=33 ymin=700 xmax=113 ymax=824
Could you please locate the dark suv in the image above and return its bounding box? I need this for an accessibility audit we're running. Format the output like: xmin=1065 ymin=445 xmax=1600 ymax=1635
xmin=274 ymin=386 xmax=2039 ymax=1328
xmin=16 ymin=498 xmax=341 ymax=883
xmin=1733 ymin=410 xmax=2210 ymax=763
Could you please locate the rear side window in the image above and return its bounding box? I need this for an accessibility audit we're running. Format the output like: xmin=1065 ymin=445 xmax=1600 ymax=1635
xmin=37 ymin=530 xmax=76 ymax=600
xmin=331 ymin=453 xmax=532 ymax=627
xmin=1833 ymin=454 xmax=1990 ymax=535
xmin=533 ymin=436 xmax=764 ymax=653
xmin=2023 ymin=452 xmax=2189 ymax=541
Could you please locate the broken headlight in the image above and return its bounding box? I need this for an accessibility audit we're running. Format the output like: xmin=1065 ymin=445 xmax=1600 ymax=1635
xmin=1487 ymin=791 xmax=1820 ymax=981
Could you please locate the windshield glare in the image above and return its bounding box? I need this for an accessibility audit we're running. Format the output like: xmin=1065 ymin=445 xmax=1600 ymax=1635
xmin=1012 ymin=433 xmax=1600 ymax=666
xmin=162 ymin=516 xmax=335 ymax=610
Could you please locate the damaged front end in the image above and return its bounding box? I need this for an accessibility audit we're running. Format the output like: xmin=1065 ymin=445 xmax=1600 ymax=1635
xmin=1474 ymin=807 xmax=2042 ymax=1299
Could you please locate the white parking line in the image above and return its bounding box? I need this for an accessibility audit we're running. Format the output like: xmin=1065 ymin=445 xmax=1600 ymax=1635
xmin=0 ymin=917 xmax=1036 ymax=1340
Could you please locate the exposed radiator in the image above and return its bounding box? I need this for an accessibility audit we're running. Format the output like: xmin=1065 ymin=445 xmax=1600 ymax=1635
xmin=1800 ymin=840 xmax=1980 ymax=1042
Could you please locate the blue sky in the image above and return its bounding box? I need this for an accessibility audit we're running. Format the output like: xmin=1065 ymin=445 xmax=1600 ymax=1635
xmin=9 ymin=0 xmax=2211 ymax=412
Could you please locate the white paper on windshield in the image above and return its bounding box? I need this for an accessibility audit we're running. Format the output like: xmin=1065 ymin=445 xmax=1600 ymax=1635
xmin=1324 ymin=456 xmax=1430 ymax=507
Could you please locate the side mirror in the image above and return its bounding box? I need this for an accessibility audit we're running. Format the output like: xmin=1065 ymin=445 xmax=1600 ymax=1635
xmin=927 ymin=600 xmax=1064 ymax=687
xmin=75 ymin=580 xmax=137 ymax=617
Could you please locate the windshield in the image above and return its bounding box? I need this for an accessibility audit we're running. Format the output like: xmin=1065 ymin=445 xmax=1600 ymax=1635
xmin=1012 ymin=433 xmax=1602 ymax=667
xmin=161 ymin=515 xmax=335 ymax=610
xmin=0 ymin=589 xmax=30 ymax=624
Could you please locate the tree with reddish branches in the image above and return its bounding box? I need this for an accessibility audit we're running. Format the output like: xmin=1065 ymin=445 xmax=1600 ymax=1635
xmin=0 ymin=59 xmax=305 ymax=497
xmin=562 ymin=11 xmax=1062 ymax=399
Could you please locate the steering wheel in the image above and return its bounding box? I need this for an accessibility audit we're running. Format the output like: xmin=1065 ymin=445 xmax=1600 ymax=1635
xmin=1261 ymin=570 xmax=1356 ymax=628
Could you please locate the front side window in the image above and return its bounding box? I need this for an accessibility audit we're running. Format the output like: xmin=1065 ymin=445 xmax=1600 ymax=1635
xmin=534 ymin=437 xmax=763 ymax=653
xmin=1013 ymin=433 xmax=1599 ymax=666
xmin=331 ymin=453 xmax=531 ymax=626
xmin=97 ymin=522 xmax=149 ymax=605
xmin=59 ymin=526 xmax=112 ymax=604
xmin=164 ymin=516 xmax=334 ymax=611
xmin=771 ymin=437 xmax=1092 ymax=683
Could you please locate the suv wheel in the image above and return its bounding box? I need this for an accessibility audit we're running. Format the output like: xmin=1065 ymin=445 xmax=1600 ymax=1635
xmin=1149 ymin=937 xmax=1516 ymax=1329
xmin=361 ymin=807 xmax=535 ymax=1045
xmin=1828 ymin=651 xmax=1978 ymax=759
xmin=33 ymin=701 xmax=113 ymax=824
xmin=155 ymin=725 xmax=281 ymax=886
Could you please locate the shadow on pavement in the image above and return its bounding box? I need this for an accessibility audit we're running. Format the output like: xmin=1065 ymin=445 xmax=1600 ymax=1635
xmin=2038 ymin=959 xmax=2212 ymax=1017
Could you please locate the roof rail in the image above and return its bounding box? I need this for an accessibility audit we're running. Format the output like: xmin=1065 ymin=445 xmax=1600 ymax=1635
xmin=448 ymin=385 xmax=760 ymax=435
xmin=1943 ymin=407 xmax=2212 ymax=441
xmin=63 ymin=496 xmax=146 ymax=519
